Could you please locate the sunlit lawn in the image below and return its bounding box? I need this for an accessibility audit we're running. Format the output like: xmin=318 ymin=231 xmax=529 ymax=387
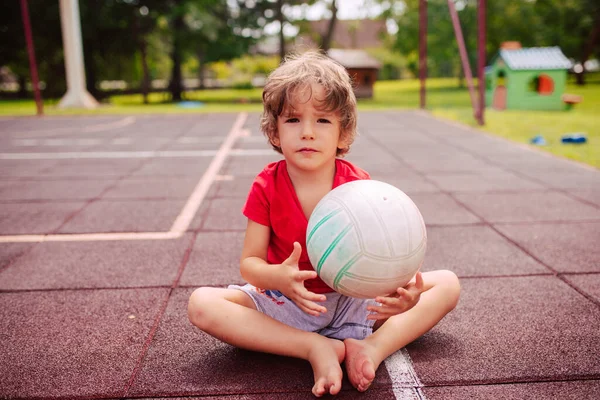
xmin=1 ymin=77 xmax=598 ymax=168
xmin=426 ymin=79 xmax=599 ymax=169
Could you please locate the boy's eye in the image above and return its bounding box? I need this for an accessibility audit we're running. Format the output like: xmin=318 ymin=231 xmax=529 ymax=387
xmin=285 ymin=118 xmax=299 ymax=123
xmin=317 ymin=118 xmax=331 ymax=124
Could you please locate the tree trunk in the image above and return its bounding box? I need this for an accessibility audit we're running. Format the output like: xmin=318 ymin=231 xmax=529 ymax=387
xmin=80 ymin=1 xmax=99 ymax=99
xmin=321 ymin=0 xmax=338 ymax=52
xmin=132 ymin=10 xmax=150 ymax=104
xmin=84 ymin=41 xmax=98 ymax=98
xmin=169 ymin=11 xmax=184 ymax=102
xmin=198 ymin=50 xmax=206 ymax=90
xmin=140 ymin=39 xmax=150 ymax=104
xmin=276 ymin=0 xmax=285 ymax=62
xmin=18 ymin=75 xmax=27 ymax=98
xmin=576 ymin=12 xmax=600 ymax=86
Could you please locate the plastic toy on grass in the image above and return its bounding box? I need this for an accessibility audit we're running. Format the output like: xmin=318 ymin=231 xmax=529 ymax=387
xmin=530 ymin=135 xmax=547 ymax=146
xmin=561 ymin=133 xmax=587 ymax=144
xmin=177 ymin=101 xmax=205 ymax=109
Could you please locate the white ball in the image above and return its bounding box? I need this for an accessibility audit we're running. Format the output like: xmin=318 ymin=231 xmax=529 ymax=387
xmin=306 ymin=180 xmax=427 ymax=299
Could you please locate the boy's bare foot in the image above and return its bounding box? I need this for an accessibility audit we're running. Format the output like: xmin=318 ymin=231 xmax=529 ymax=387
xmin=343 ymin=338 xmax=377 ymax=392
xmin=307 ymin=337 xmax=345 ymax=397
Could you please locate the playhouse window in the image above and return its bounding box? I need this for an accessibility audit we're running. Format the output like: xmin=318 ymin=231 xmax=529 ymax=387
xmin=497 ymin=70 xmax=506 ymax=86
xmin=485 ymin=75 xmax=492 ymax=90
xmin=528 ymin=74 xmax=554 ymax=95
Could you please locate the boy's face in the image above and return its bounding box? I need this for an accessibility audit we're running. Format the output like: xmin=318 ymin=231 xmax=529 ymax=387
xmin=273 ymin=83 xmax=346 ymax=174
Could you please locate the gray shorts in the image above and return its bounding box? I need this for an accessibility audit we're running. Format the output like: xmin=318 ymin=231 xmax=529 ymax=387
xmin=228 ymin=284 xmax=377 ymax=340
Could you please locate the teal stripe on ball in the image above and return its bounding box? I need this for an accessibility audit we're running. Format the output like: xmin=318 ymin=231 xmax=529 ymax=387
xmin=316 ymin=224 xmax=352 ymax=275
xmin=333 ymin=252 xmax=362 ymax=290
xmin=306 ymin=207 xmax=343 ymax=246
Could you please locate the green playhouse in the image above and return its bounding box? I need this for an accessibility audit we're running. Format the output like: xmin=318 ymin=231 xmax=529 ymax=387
xmin=485 ymin=46 xmax=573 ymax=111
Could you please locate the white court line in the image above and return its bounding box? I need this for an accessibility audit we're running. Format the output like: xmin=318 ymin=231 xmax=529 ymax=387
xmin=12 ymin=138 xmax=103 ymax=147
xmin=0 ymin=231 xmax=181 ymax=243
xmin=384 ymin=349 xmax=426 ymax=399
xmin=11 ymin=135 xmax=261 ymax=147
xmin=170 ymin=112 xmax=247 ymax=234
xmin=9 ymin=116 xmax=136 ymax=137
xmin=0 ymin=150 xmax=215 ymax=160
xmin=111 ymin=138 xmax=133 ymax=145
xmin=12 ymin=136 xmax=260 ymax=147
xmin=0 ymin=148 xmax=274 ymax=160
xmin=0 ymin=113 xmax=248 ymax=243
xmin=176 ymin=136 xmax=227 ymax=144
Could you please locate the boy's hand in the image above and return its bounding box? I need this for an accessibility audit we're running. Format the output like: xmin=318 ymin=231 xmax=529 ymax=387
xmin=278 ymin=242 xmax=327 ymax=317
xmin=367 ymin=271 xmax=424 ymax=320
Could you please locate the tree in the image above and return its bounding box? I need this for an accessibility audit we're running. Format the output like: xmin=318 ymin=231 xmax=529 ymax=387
xmin=252 ymin=0 xmax=317 ymax=61
xmin=393 ymin=0 xmax=477 ymax=79
xmin=132 ymin=1 xmax=172 ymax=103
xmin=320 ymin=0 xmax=338 ymax=52
xmin=1 ymin=1 xmax=65 ymax=98
xmin=532 ymin=0 xmax=600 ymax=85
xmin=168 ymin=0 xmax=185 ymax=101
xmin=164 ymin=0 xmax=260 ymax=100
xmin=78 ymin=0 xmax=187 ymax=102
xmin=186 ymin=0 xmax=260 ymax=89
xmin=386 ymin=0 xmax=600 ymax=85
xmin=579 ymin=10 xmax=600 ymax=84
xmin=390 ymin=0 xmax=549 ymax=80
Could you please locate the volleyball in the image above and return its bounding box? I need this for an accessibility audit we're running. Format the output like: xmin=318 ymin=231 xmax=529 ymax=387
xmin=306 ymin=180 xmax=427 ymax=299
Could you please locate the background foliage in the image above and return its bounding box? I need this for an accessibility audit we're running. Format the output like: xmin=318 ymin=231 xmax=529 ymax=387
xmin=1 ymin=0 xmax=599 ymax=100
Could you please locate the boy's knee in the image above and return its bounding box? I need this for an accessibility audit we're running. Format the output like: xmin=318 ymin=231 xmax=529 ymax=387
xmin=439 ymin=270 xmax=460 ymax=311
xmin=188 ymin=287 xmax=214 ymax=328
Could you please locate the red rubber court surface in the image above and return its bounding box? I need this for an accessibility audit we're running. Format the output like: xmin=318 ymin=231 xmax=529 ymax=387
xmin=0 ymin=111 xmax=599 ymax=399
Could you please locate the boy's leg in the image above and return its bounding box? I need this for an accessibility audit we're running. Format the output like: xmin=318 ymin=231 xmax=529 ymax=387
xmin=188 ymin=287 xmax=344 ymax=397
xmin=344 ymin=270 xmax=460 ymax=391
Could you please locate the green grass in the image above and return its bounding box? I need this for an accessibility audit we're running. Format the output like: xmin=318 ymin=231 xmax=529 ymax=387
xmin=434 ymin=108 xmax=599 ymax=169
xmin=0 ymin=92 xmax=264 ymax=115
xmin=429 ymin=78 xmax=600 ymax=169
xmin=1 ymin=77 xmax=598 ymax=168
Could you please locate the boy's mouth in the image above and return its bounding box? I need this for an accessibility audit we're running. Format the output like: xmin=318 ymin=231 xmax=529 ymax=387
xmin=298 ymin=147 xmax=317 ymax=153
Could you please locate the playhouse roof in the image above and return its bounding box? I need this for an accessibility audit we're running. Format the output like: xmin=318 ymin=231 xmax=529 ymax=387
xmin=499 ymin=47 xmax=572 ymax=70
xmin=327 ymin=49 xmax=381 ymax=69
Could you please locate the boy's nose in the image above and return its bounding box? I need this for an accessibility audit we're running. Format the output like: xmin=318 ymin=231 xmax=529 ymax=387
xmin=301 ymin=125 xmax=315 ymax=140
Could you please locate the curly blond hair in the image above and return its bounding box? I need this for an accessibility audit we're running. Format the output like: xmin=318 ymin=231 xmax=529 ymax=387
xmin=260 ymin=51 xmax=357 ymax=157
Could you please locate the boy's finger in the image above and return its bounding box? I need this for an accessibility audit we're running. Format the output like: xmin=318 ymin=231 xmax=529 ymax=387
xmin=295 ymin=270 xmax=318 ymax=281
xmin=301 ymin=305 xmax=320 ymax=316
xmin=367 ymin=308 xmax=392 ymax=320
xmin=367 ymin=303 xmax=390 ymax=314
xmin=375 ymin=296 xmax=397 ymax=306
xmin=301 ymin=288 xmax=327 ymax=302
xmin=300 ymin=298 xmax=327 ymax=314
xmin=283 ymin=242 xmax=302 ymax=265
xmin=290 ymin=242 xmax=302 ymax=260
xmin=415 ymin=271 xmax=424 ymax=289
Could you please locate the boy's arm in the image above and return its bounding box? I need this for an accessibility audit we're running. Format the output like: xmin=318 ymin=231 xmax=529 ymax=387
xmin=239 ymin=219 xmax=281 ymax=289
xmin=240 ymin=219 xmax=328 ymax=316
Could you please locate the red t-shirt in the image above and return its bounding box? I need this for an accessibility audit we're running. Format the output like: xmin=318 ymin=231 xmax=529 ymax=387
xmin=243 ymin=158 xmax=370 ymax=294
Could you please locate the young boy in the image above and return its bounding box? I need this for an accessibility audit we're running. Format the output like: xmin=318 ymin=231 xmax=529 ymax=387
xmin=188 ymin=51 xmax=460 ymax=397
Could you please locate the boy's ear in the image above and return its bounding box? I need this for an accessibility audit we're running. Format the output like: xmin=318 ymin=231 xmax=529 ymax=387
xmin=270 ymin=132 xmax=280 ymax=147
xmin=337 ymin=131 xmax=348 ymax=149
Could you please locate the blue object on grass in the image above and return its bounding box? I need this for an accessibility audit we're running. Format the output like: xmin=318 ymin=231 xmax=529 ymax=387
xmin=177 ymin=101 xmax=205 ymax=109
xmin=561 ymin=133 xmax=587 ymax=144
xmin=530 ymin=135 xmax=547 ymax=146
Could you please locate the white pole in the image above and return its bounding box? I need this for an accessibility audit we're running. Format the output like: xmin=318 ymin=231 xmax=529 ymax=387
xmin=58 ymin=0 xmax=98 ymax=109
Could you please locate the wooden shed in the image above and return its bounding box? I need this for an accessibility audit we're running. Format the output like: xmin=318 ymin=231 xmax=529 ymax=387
xmin=327 ymin=49 xmax=381 ymax=99
xmin=485 ymin=46 xmax=572 ymax=111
